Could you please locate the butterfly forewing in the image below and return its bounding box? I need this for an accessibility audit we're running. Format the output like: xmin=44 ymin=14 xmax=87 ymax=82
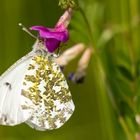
xmin=0 ymin=52 xmax=34 ymax=125
xmin=21 ymin=51 xmax=75 ymax=130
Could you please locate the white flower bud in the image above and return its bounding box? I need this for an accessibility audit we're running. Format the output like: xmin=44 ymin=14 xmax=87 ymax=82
xmin=55 ymin=43 xmax=85 ymax=66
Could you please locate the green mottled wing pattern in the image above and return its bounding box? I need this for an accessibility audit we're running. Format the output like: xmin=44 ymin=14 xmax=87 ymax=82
xmin=21 ymin=51 xmax=75 ymax=130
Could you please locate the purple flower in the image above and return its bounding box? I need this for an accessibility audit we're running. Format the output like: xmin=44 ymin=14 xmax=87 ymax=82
xmin=30 ymin=25 xmax=69 ymax=53
xmin=30 ymin=8 xmax=73 ymax=53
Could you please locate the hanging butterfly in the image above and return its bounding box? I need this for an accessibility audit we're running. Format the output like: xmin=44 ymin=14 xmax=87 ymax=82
xmin=0 ymin=8 xmax=75 ymax=131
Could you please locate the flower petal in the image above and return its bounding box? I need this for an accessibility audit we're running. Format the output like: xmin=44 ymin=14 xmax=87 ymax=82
xmin=30 ymin=26 xmax=69 ymax=42
xmin=30 ymin=26 xmax=49 ymax=32
xmin=44 ymin=38 xmax=60 ymax=53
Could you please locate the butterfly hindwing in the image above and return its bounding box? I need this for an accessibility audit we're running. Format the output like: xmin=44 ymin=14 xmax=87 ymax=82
xmin=0 ymin=52 xmax=34 ymax=125
xmin=21 ymin=51 xmax=75 ymax=130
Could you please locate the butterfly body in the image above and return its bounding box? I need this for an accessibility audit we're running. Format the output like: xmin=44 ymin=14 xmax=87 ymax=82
xmin=0 ymin=41 xmax=75 ymax=130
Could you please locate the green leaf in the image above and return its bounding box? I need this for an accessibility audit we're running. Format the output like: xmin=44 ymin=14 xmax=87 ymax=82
xmin=117 ymin=65 xmax=134 ymax=81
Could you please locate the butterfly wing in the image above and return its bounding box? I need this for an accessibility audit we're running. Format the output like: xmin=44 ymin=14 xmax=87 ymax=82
xmin=0 ymin=52 xmax=34 ymax=126
xmin=22 ymin=52 xmax=75 ymax=130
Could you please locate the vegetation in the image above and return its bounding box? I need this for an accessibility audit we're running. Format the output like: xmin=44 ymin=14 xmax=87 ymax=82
xmin=0 ymin=0 xmax=140 ymax=139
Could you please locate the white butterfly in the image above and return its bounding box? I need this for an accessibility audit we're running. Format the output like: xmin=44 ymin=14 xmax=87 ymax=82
xmin=0 ymin=40 xmax=75 ymax=131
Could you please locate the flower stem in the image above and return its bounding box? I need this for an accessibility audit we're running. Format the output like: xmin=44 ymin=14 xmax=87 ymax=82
xmin=119 ymin=116 xmax=135 ymax=140
xmin=79 ymin=7 xmax=94 ymax=46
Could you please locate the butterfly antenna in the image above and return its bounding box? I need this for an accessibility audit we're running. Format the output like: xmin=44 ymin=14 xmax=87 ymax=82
xmin=18 ymin=23 xmax=38 ymax=39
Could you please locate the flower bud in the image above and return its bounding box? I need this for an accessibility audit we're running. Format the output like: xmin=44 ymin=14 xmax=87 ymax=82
xmin=55 ymin=43 xmax=85 ymax=66
xmin=68 ymin=47 xmax=93 ymax=84
xmin=56 ymin=8 xmax=73 ymax=29
xmin=77 ymin=47 xmax=93 ymax=72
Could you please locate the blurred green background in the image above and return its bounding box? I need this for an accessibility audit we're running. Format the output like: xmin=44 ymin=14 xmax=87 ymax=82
xmin=0 ymin=0 xmax=140 ymax=140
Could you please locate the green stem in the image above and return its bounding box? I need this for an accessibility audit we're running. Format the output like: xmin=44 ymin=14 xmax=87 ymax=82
xmin=119 ymin=116 xmax=135 ymax=140
xmin=79 ymin=7 xmax=94 ymax=46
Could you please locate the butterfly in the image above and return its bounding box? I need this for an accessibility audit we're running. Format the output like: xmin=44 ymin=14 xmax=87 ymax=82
xmin=0 ymin=40 xmax=75 ymax=131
